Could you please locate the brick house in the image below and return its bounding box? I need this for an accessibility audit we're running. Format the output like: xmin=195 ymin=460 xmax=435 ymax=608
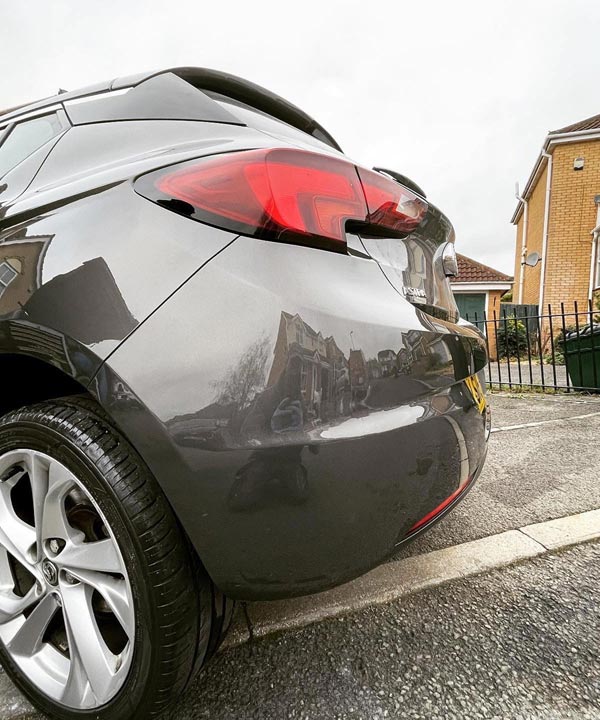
xmin=512 ymin=113 xmax=600 ymax=315
xmin=452 ymin=254 xmax=513 ymax=320
xmin=267 ymin=311 xmax=350 ymax=420
xmin=451 ymin=254 xmax=512 ymax=360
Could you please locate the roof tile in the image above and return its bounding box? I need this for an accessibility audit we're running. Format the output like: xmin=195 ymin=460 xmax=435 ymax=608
xmin=550 ymin=112 xmax=600 ymax=134
xmin=454 ymin=254 xmax=513 ymax=284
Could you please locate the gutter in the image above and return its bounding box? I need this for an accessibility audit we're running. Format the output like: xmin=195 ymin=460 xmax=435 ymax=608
xmin=515 ymin=184 xmax=529 ymax=304
xmin=538 ymin=151 xmax=553 ymax=312
xmin=450 ymin=282 xmax=512 ymax=292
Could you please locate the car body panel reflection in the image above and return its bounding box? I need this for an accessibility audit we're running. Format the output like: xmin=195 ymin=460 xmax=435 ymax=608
xmin=100 ymin=236 xmax=488 ymax=598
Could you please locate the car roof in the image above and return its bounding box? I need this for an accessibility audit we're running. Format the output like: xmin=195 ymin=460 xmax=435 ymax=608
xmin=0 ymin=67 xmax=342 ymax=152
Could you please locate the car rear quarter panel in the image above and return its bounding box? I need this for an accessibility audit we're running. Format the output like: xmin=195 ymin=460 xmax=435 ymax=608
xmin=0 ymin=117 xmax=487 ymax=600
xmin=0 ymin=183 xmax=242 ymax=373
xmin=0 ymin=118 xmax=340 ymax=374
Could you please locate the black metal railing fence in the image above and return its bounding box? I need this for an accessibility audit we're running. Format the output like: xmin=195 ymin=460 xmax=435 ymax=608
xmin=465 ymin=299 xmax=600 ymax=393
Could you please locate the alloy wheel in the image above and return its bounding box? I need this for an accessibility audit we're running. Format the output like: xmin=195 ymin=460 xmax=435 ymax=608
xmin=0 ymin=449 xmax=134 ymax=709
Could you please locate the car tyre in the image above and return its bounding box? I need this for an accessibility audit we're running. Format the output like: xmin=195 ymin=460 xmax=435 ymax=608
xmin=0 ymin=396 xmax=231 ymax=720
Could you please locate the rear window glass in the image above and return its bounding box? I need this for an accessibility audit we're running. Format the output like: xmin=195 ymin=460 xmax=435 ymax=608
xmin=0 ymin=114 xmax=63 ymax=177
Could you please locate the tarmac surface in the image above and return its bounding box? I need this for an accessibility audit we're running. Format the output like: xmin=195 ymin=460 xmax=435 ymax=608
xmin=1 ymin=392 xmax=599 ymax=719
xmin=170 ymin=541 xmax=600 ymax=720
xmin=486 ymin=361 xmax=569 ymax=389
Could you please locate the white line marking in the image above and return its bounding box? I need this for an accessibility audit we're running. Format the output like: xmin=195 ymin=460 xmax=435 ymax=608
xmin=491 ymin=410 xmax=600 ymax=433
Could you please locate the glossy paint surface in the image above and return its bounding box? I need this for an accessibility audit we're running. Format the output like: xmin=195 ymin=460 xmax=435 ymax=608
xmin=0 ymin=118 xmax=274 ymax=377
xmin=99 ymin=236 xmax=488 ymax=598
xmin=0 ymin=71 xmax=489 ymax=599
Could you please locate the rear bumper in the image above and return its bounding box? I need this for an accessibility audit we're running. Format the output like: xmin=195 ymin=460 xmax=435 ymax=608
xmin=214 ymin=382 xmax=489 ymax=598
xmin=95 ymin=234 xmax=490 ymax=600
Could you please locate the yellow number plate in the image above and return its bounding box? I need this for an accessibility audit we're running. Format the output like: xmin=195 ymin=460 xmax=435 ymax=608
xmin=465 ymin=374 xmax=487 ymax=414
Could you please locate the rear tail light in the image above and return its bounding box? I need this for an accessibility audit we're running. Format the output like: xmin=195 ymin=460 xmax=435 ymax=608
xmin=357 ymin=166 xmax=427 ymax=234
xmin=135 ymin=148 xmax=427 ymax=252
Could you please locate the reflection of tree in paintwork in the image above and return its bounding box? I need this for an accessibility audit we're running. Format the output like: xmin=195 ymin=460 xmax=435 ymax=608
xmin=167 ymin=309 xmax=464 ymax=451
xmin=214 ymin=336 xmax=270 ymax=414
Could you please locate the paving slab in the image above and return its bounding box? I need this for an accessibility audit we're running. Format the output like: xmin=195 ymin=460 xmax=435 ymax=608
xmin=225 ymin=529 xmax=545 ymax=645
xmin=521 ymin=508 xmax=600 ymax=549
xmin=489 ymin=391 xmax=600 ymax=428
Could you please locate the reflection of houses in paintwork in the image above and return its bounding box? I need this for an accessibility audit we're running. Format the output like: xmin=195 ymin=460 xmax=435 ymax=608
xmin=0 ymin=234 xmax=136 ymax=345
xmin=348 ymin=348 xmax=367 ymax=395
xmin=0 ymin=235 xmax=80 ymax=376
xmin=24 ymin=256 xmax=137 ymax=344
xmin=428 ymin=336 xmax=453 ymax=370
xmin=401 ymin=327 xmax=453 ymax=376
xmin=167 ymin=402 xmax=236 ymax=450
xmin=0 ymin=235 xmax=52 ymax=314
xmin=377 ymin=349 xmax=396 ymax=377
xmin=367 ymin=358 xmax=382 ymax=379
xmin=402 ymin=240 xmax=430 ymax=301
xmin=413 ymin=316 xmax=456 ymax=372
xmin=267 ymin=312 xmax=349 ymax=421
xmin=402 ymin=329 xmax=428 ymax=369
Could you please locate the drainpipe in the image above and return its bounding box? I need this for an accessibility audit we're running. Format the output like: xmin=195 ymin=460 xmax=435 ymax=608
xmin=538 ymin=151 xmax=553 ymax=312
xmin=515 ymin=183 xmax=529 ymax=304
xmin=589 ymin=196 xmax=600 ymax=301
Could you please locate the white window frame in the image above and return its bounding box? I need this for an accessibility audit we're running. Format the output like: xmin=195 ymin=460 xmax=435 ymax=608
xmin=0 ymin=261 xmax=18 ymax=298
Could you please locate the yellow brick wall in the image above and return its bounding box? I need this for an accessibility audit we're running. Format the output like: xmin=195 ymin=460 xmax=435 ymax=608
xmin=515 ymin=163 xmax=548 ymax=306
xmin=543 ymin=141 xmax=600 ymax=316
xmin=486 ymin=290 xmax=505 ymax=360
xmin=513 ymin=140 xmax=600 ymax=319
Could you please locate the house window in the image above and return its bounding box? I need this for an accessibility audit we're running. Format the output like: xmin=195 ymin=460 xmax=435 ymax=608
xmin=300 ymin=364 xmax=307 ymax=392
xmin=596 ymin=240 xmax=600 ymax=289
xmin=0 ymin=261 xmax=18 ymax=297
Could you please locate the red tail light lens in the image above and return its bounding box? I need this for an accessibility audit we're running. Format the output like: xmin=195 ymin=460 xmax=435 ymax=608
xmin=357 ymin=167 xmax=428 ymax=234
xmin=135 ymin=148 xmax=427 ymax=251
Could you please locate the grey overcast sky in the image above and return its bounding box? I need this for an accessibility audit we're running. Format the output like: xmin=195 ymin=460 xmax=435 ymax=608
xmin=2 ymin=0 xmax=599 ymax=274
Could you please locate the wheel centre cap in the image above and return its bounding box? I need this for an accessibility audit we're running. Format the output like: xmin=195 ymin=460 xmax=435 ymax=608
xmin=42 ymin=560 xmax=58 ymax=586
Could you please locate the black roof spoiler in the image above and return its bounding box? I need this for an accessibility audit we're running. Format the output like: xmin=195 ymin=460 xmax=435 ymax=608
xmin=1 ymin=67 xmax=342 ymax=153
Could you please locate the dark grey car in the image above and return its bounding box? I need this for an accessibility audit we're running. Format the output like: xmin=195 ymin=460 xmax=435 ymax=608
xmin=0 ymin=68 xmax=489 ymax=719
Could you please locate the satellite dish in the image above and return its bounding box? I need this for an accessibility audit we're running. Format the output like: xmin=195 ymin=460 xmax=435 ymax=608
xmin=525 ymin=252 xmax=540 ymax=267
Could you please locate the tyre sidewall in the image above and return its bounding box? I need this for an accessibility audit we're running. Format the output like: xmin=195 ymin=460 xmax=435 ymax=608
xmin=0 ymin=417 xmax=159 ymax=720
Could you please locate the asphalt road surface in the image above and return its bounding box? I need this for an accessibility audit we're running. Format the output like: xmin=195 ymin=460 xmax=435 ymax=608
xmin=2 ymin=392 xmax=600 ymax=719
xmin=486 ymin=361 xmax=569 ymax=389
xmin=170 ymin=541 xmax=600 ymax=720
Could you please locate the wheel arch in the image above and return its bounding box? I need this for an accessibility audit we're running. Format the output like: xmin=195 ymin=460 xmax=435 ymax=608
xmin=0 ymin=352 xmax=94 ymax=418
xmin=0 ymin=329 xmax=228 ymax=598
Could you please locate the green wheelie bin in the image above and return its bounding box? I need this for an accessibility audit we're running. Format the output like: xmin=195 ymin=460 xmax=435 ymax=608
xmin=564 ymin=324 xmax=600 ymax=390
